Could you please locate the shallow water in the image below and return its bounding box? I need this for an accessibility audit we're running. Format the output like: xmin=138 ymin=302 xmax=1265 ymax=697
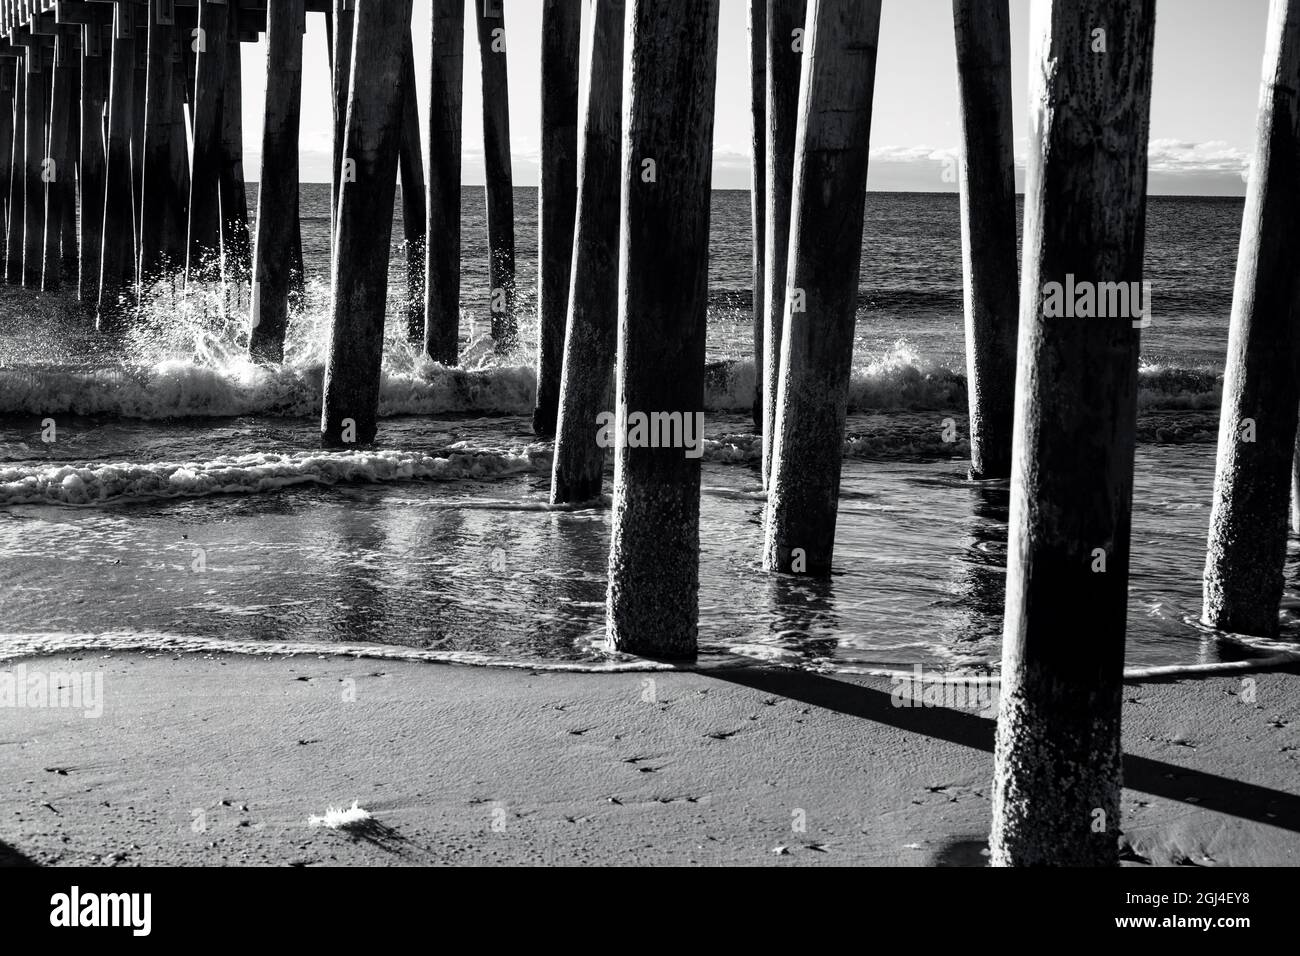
xmin=0 ymin=189 xmax=1293 ymax=674
xmin=0 ymin=409 xmax=1293 ymax=673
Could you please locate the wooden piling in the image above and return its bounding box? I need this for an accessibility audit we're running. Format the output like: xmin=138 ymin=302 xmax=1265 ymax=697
xmin=132 ymin=26 xmax=146 ymax=253
xmin=248 ymin=0 xmax=305 ymax=363
xmin=759 ymin=0 xmax=807 ymax=488
xmin=290 ymin=200 xmax=304 ymax=304
xmin=320 ymin=0 xmax=413 ymax=447
xmin=139 ymin=0 xmax=191 ymax=284
xmin=0 ymin=65 xmax=12 ymax=283
xmin=532 ymin=0 xmax=580 ymax=437
xmin=423 ymin=0 xmax=464 ymax=366
xmin=35 ymin=44 xmax=52 ymax=289
xmin=990 ymin=0 xmax=1156 ymax=867
xmin=42 ymin=34 xmax=73 ymax=292
xmin=1203 ymin=0 xmax=1300 ymax=639
xmin=1292 ymin=430 xmax=1300 ymax=533
xmin=217 ymin=20 xmax=249 ymax=281
xmin=186 ymin=0 xmax=228 ymax=281
xmin=79 ymin=19 xmax=108 ymax=306
xmin=953 ymin=0 xmax=1019 ymax=480
xmin=397 ymin=33 xmax=427 ymax=344
xmin=749 ymin=0 xmax=766 ymax=432
xmin=98 ymin=1 xmax=136 ymax=328
xmin=4 ymin=58 xmax=21 ymax=285
xmin=474 ymin=0 xmax=516 ymax=352
xmin=762 ymin=0 xmax=882 ymax=575
xmin=176 ymin=2 xmax=197 ymax=115
xmin=21 ymin=42 xmax=44 ymax=289
xmin=58 ymin=52 xmax=78 ymax=284
xmin=549 ymin=0 xmax=624 ymax=505
xmin=329 ymin=0 xmax=352 ymax=241
xmin=605 ymin=0 xmax=721 ymax=658
xmin=323 ymin=6 xmax=334 ymax=73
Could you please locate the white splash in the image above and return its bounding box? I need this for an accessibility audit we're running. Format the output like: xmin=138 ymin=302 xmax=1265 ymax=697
xmin=308 ymin=802 xmax=372 ymax=830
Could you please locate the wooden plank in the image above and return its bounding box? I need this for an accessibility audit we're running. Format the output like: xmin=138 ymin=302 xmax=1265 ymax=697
xmin=54 ymin=1 xmax=104 ymax=26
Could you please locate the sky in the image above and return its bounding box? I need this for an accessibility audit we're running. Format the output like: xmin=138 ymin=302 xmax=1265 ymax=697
xmin=238 ymin=0 xmax=1271 ymax=196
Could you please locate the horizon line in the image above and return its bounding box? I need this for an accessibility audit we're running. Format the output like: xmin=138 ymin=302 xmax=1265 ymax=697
xmin=266 ymin=181 xmax=1247 ymax=200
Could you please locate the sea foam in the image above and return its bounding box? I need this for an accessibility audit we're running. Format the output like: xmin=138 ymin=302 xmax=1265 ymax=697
xmin=0 ymin=445 xmax=550 ymax=506
xmin=0 ymin=360 xmax=537 ymax=420
xmin=0 ymin=348 xmax=1222 ymax=421
xmin=2 ymin=629 xmax=1294 ymax=680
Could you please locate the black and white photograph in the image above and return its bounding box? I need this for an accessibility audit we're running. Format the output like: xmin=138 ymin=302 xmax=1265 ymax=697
xmin=0 ymin=0 xmax=1294 ymax=917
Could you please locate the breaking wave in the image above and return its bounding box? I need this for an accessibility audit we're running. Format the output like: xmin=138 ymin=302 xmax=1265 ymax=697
xmin=703 ymin=345 xmax=1223 ymax=414
xmin=0 ymin=444 xmax=552 ymax=506
xmin=2 ymin=629 xmax=1294 ymax=679
xmin=0 ymin=341 xmax=1222 ymax=421
xmin=0 ymin=358 xmax=537 ymax=420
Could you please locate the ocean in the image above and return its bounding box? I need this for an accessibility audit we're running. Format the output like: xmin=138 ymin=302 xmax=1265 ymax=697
xmin=0 ymin=187 xmax=1289 ymax=674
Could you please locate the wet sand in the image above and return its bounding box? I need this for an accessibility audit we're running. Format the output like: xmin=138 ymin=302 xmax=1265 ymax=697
xmin=1 ymin=652 xmax=1296 ymax=866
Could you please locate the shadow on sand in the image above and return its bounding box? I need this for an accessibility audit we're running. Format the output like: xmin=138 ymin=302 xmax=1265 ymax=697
xmin=712 ymin=665 xmax=1300 ymax=837
xmin=0 ymin=839 xmax=37 ymax=866
xmin=334 ymin=817 xmax=414 ymax=857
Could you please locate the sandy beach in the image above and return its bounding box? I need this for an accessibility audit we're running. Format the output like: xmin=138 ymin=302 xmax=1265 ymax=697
xmin=1 ymin=652 xmax=1295 ymax=867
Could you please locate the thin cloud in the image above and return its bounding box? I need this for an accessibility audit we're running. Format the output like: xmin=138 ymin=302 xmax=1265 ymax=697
xmin=255 ymin=138 xmax=1253 ymax=187
xmin=870 ymin=138 xmax=1250 ymax=177
xmin=1146 ymin=138 xmax=1250 ymax=175
xmin=870 ymin=144 xmax=954 ymax=164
